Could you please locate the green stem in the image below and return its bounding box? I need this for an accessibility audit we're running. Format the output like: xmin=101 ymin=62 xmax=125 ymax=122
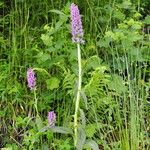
xmin=34 ymin=89 xmax=38 ymax=115
xmin=74 ymin=43 xmax=82 ymax=147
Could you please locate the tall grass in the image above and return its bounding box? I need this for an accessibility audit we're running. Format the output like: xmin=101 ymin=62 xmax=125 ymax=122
xmin=0 ymin=0 xmax=149 ymax=149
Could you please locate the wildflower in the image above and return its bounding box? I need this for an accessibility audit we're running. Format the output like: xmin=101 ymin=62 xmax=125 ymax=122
xmin=70 ymin=3 xmax=84 ymax=44
xmin=27 ymin=68 xmax=36 ymax=90
xmin=48 ymin=111 xmax=56 ymax=127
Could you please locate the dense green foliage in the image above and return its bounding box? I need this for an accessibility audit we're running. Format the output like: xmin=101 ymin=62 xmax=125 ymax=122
xmin=0 ymin=0 xmax=150 ymax=149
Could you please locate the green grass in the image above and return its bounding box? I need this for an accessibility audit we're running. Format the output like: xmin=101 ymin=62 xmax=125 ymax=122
xmin=0 ymin=0 xmax=149 ymax=149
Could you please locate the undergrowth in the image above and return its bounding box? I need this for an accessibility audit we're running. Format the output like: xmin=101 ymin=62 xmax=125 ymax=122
xmin=0 ymin=0 xmax=149 ymax=149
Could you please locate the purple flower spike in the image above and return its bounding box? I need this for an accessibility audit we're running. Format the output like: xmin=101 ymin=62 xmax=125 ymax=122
xmin=70 ymin=3 xmax=84 ymax=44
xmin=48 ymin=111 xmax=56 ymax=127
xmin=27 ymin=68 xmax=36 ymax=90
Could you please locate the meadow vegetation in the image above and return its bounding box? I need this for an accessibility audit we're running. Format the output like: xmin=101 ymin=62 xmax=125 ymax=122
xmin=0 ymin=0 xmax=150 ymax=149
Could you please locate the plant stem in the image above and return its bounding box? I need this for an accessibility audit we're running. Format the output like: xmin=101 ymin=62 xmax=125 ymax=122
xmin=34 ymin=89 xmax=38 ymax=115
xmin=74 ymin=43 xmax=82 ymax=147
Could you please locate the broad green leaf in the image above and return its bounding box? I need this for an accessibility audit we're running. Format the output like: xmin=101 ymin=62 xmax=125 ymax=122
xmin=36 ymin=52 xmax=50 ymax=62
xmin=113 ymin=10 xmax=125 ymax=21
xmin=58 ymin=138 xmax=72 ymax=149
xmin=34 ymin=68 xmax=50 ymax=77
xmin=76 ymin=127 xmax=86 ymax=150
xmin=36 ymin=116 xmax=43 ymax=131
xmin=85 ymin=124 xmax=97 ymax=138
xmin=49 ymin=9 xmax=65 ymax=15
xmin=117 ymin=1 xmax=132 ymax=9
xmin=41 ymin=143 xmax=49 ymax=150
xmin=46 ymin=77 xmax=60 ymax=90
xmin=143 ymin=15 xmax=150 ymax=24
xmin=40 ymin=126 xmax=49 ymax=132
xmin=108 ymin=74 xmax=127 ymax=94
xmin=0 ymin=2 xmax=4 ymax=7
xmin=40 ymin=126 xmax=73 ymax=135
xmin=84 ymin=140 xmax=99 ymax=150
xmin=80 ymin=91 xmax=88 ymax=109
xmin=83 ymin=55 xmax=103 ymax=72
xmin=51 ymin=126 xmax=73 ymax=134
xmin=41 ymin=34 xmax=53 ymax=46
xmin=79 ymin=109 xmax=86 ymax=128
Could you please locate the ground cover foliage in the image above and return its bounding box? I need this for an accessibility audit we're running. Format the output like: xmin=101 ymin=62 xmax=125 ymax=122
xmin=0 ymin=0 xmax=150 ymax=149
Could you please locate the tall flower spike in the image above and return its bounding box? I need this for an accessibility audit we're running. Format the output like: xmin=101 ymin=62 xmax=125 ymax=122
xmin=27 ymin=68 xmax=36 ymax=90
xmin=70 ymin=3 xmax=84 ymax=44
xmin=48 ymin=111 xmax=56 ymax=127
